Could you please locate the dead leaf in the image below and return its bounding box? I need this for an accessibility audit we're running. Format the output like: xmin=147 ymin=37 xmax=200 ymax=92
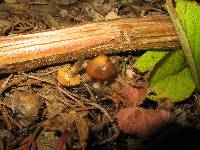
xmin=42 ymin=111 xmax=89 ymax=149
xmin=123 ymin=82 xmax=148 ymax=107
xmin=37 ymin=131 xmax=61 ymax=150
xmin=74 ymin=113 xmax=89 ymax=149
xmin=39 ymin=86 xmax=67 ymax=118
xmin=115 ymin=107 xmax=174 ymax=137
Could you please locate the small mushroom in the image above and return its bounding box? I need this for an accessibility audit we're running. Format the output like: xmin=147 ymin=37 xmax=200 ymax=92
xmin=86 ymin=55 xmax=116 ymax=80
xmin=57 ymin=64 xmax=81 ymax=87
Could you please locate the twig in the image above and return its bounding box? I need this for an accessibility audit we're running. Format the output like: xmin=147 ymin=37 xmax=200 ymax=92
xmin=85 ymin=102 xmax=113 ymax=122
xmin=23 ymin=72 xmax=84 ymax=106
xmin=97 ymin=124 xmax=120 ymax=145
xmin=83 ymin=81 xmax=95 ymax=99
xmin=0 ymin=74 xmax=13 ymax=90
xmin=0 ymin=106 xmax=23 ymax=129
xmin=57 ymin=86 xmax=84 ymax=106
xmin=0 ymin=75 xmax=27 ymax=94
xmin=17 ymin=126 xmax=43 ymax=150
xmin=22 ymin=73 xmax=57 ymax=85
xmin=85 ymin=102 xmax=120 ymax=145
xmin=165 ymin=0 xmax=200 ymax=90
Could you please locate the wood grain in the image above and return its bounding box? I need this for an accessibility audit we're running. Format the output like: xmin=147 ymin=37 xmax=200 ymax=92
xmin=0 ymin=16 xmax=179 ymax=74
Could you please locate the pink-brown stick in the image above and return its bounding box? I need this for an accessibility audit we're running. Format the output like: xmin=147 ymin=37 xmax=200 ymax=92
xmin=0 ymin=16 xmax=179 ymax=74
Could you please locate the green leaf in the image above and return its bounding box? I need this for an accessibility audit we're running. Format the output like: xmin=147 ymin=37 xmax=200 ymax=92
xmin=134 ymin=51 xmax=168 ymax=73
xmin=150 ymin=50 xmax=185 ymax=84
xmin=147 ymin=50 xmax=196 ymax=102
xmin=176 ymin=0 xmax=200 ymax=81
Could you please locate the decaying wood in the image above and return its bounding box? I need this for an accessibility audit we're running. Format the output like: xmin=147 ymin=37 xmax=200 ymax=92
xmin=0 ymin=16 xmax=179 ymax=74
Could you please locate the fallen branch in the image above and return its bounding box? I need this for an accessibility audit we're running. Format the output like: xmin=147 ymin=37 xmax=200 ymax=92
xmin=0 ymin=16 xmax=179 ymax=74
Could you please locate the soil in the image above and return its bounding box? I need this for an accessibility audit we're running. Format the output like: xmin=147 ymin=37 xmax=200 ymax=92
xmin=0 ymin=0 xmax=200 ymax=150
